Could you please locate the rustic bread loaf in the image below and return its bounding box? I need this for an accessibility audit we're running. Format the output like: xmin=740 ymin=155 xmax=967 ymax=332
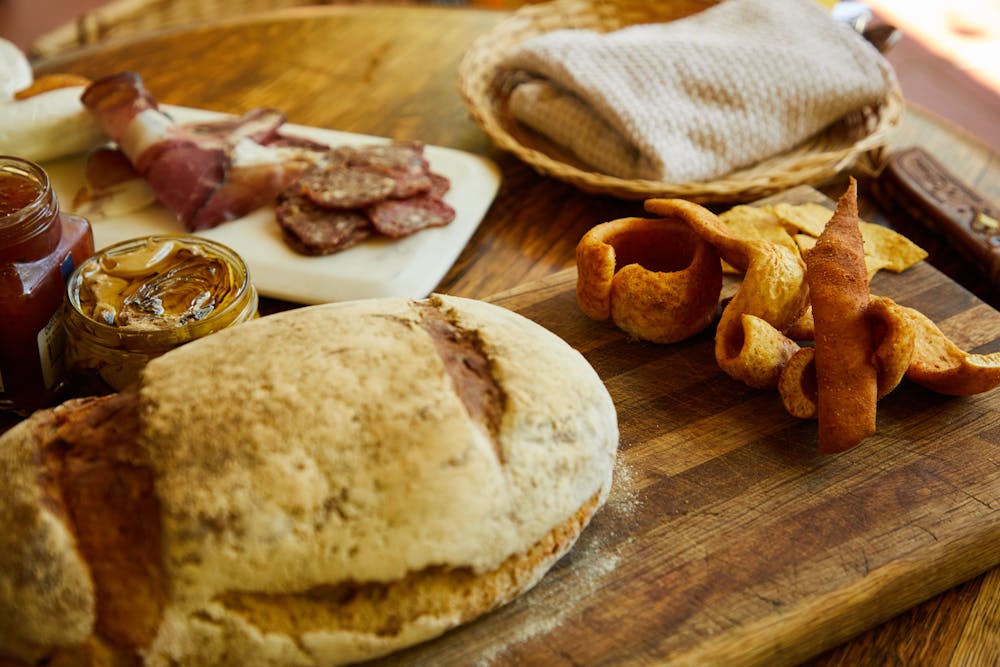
xmin=0 ymin=294 xmax=618 ymax=666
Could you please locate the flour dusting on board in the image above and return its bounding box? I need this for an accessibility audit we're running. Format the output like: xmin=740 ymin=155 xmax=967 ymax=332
xmin=475 ymin=457 xmax=640 ymax=666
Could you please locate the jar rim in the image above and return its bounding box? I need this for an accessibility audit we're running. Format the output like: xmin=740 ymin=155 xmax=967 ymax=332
xmin=65 ymin=234 xmax=257 ymax=348
xmin=0 ymin=156 xmax=57 ymax=245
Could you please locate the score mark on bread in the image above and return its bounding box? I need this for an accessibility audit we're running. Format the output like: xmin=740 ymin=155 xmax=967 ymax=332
xmin=0 ymin=294 xmax=618 ymax=666
xmin=416 ymin=302 xmax=506 ymax=464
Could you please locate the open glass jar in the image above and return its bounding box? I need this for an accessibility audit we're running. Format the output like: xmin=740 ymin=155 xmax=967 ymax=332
xmin=0 ymin=156 xmax=93 ymax=413
xmin=64 ymin=235 xmax=258 ymax=391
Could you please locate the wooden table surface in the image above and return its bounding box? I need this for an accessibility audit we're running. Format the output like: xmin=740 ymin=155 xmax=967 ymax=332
xmin=33 ymin=5 xmax=1000 ymax=665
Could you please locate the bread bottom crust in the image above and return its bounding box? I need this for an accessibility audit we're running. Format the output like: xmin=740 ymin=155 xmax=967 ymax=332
xmin=225 ymin=488 xmax=601 ymax=632
xmin=183 ymin=487 xmax=606 ymax=666
xmin=14 ymin=488 xmax=606 ymax=667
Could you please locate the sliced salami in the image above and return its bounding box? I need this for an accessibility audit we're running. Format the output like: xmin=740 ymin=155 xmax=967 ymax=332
xmin=367 ymin=194 xmax=456 ymax=239
xmin=298 ymin=163 xmax=396 ymax=209
xmin=275 ymin=191 xmax=373 ymax=255
xmin=272 ymin=141 xmax=456 ymax=255
xmin=427 ymin=172 xmax=451 ymax=199
xmin=346 ymin=142 xmax=433 ymax=199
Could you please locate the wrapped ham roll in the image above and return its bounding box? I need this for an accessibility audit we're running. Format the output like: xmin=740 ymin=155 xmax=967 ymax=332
xmin=81 ymin=72 xmax=316 ymax=230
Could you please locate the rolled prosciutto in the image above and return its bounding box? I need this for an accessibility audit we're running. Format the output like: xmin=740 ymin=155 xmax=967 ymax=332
xmin=81 ymin=72 xmax=318 ymax=230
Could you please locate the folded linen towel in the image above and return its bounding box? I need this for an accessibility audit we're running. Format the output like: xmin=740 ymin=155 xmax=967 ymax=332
xmin=498 ymin=0 xmax=897 ymax=182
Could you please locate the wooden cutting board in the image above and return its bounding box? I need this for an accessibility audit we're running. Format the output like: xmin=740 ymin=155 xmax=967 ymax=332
xmin=377 ymin=187 xmax=1000 ymax=666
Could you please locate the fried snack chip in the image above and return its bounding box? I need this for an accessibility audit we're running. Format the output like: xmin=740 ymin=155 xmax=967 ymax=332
xmin=14 ymin=73 xmax=92 ymax=100
xmin=732 ymin=314 xmax=800 ymax=389
xmin=804 ymin=178 xmax=878 ymax=454
xmin=867 ymin=295 xmax=917 ymax=399
xmin=717 ymin=206 xmax=799 ymax=274
xmin=900 ymin=306 xmax=1000 ymax=395
xmin=576 ymin=216 xmax=722 ymax=344
xmin=859 ymin=223 xmax=928 ymax=272
xmin=795 ymin=234 xmax=894 ymax=282
xmin=770 ymin=201 xmax=926 ymax=279
xmin=779 ymin=295 xmax=917 ymax=421
xmin=779 ymin=347 xmax=817 ymax=419
xmin=768 ymin=202 xmax=831 ymax=237
xmin=784 ymin=306 xmax=815 ymax=341
xmin=644 ymin=198 xmax=808 ymax=388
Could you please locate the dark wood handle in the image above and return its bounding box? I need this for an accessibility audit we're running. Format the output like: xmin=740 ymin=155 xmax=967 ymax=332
xmin=872 ymin=146 xmax=1000 ymax=286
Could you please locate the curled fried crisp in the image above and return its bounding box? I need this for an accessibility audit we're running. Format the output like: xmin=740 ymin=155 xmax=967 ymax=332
xmin=900 ymin=307 xmax=1000 ymax=395
xmin=867 ymin=296 xmax=916 ymax=399
xmin=576 ymin=216 xmax=722 ymax=343
xmin=645 ymin=198 xmax=809 ymax=389
xmin=717 ymin=205 xmax=798 ymax=274
xmin=805 ymin=178 xmax=878 ymax=454
xmin=779 ymin=295 xmax=916 ymax=421
xmin=779 ymin=347 xmax=818 ymax=419
xmin=785 ymin=306 xmax=815 ymax=341
xmin=732 ymin=314 xmax=800 ymax=389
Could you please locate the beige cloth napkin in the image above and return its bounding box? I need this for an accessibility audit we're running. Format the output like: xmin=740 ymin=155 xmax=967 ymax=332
xmin=499 ymin=0 xmax=897 ymax=182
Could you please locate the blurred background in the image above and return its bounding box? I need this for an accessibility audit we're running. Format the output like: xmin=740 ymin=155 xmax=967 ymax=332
xmin=2 ymin=0 xmax=998 ymax=153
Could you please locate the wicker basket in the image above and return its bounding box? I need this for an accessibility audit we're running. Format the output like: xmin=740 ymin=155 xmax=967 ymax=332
xmin=458 ymin=0 xmax=904 ymax=202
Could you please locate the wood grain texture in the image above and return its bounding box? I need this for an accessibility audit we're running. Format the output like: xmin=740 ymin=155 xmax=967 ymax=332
xmin=29 ymin=6 xmax=1000 ymax=663
xmin=363 ymin=257 xmax=1000 ymax=666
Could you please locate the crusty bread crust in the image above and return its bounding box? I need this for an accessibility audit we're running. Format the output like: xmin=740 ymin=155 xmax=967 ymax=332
xmin=0 ymin=406 xmax=95 ymax=663
xmin=0 ymin=295 xmax=618 ymax=666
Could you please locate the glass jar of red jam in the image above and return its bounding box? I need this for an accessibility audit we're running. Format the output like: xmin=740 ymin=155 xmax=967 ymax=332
xmin=0 ymin=156 xmax=94 ymax=413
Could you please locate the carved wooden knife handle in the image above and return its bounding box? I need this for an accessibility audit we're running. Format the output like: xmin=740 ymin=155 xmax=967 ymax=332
xmin=873 ymin=147 xmax=1000 ymax=287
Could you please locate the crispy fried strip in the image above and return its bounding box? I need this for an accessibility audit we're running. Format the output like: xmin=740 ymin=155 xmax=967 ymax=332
xmin=717 ymin=205 xmax=798 ymax=274
xmin=576 ymin=217 xmax=645 ymax=321
xmin=576 ymin=216 xmax=722 ymax=343
xmin=645 ymin=198 xmax=809 ymax=388
xmin=805 ymin=178 xmax=877 ymax=454
xmin=779 ymin=296 xmax=916 ymax=421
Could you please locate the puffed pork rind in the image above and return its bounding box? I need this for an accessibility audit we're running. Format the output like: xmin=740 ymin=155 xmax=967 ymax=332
xmin=576 ymin=183 xmax=996 ymax=455
xmin=778 ymin=295 xmax=917 ymax=420
xmin=901 ymin=305 xmax=1000 ymax=395
xmin=576 ymin=216 xmax=722 ymax=344
xmin=644 ymin=198 xmax=808 ymax=389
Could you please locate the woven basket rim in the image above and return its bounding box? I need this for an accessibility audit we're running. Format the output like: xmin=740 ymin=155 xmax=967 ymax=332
xmin=458 ymin=0 xmax=903 ymax=203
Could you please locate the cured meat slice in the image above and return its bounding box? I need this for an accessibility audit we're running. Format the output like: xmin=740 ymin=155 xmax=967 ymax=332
xmin=298 ymin=164 xmax=396 ymax=209
xmin=346 ymin=142 xmax=433 ymax=199
xmin=367 ymin=194 xmax=456 ymax=239
xmin=141 ymin=142 xmax=227 ymax=224
xmin=82 ymin=145 xmax=140 ymax=190
xmin=81 ymin=72 xmax=316 ymax=231
xmin=274 ymin=142 xmax=455 ymax=253
xmin=427 ymin=172 xmax=451 ymax=199
xmin=275 ymin=191 xmax=372 ymax=255
xmin=183 ymin=107 xmax=285 ymax=147
xmin=264 ymin=132 xmax=335 ymax=156
xmin=79 ymin=72 xmax=159 ymax=150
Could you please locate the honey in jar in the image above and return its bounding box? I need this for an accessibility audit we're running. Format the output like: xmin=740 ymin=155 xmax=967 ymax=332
xmin=64 ymin=235 xmax=258 ymax=390
xmin=0 ymin=156 xmax=93 ymax=413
